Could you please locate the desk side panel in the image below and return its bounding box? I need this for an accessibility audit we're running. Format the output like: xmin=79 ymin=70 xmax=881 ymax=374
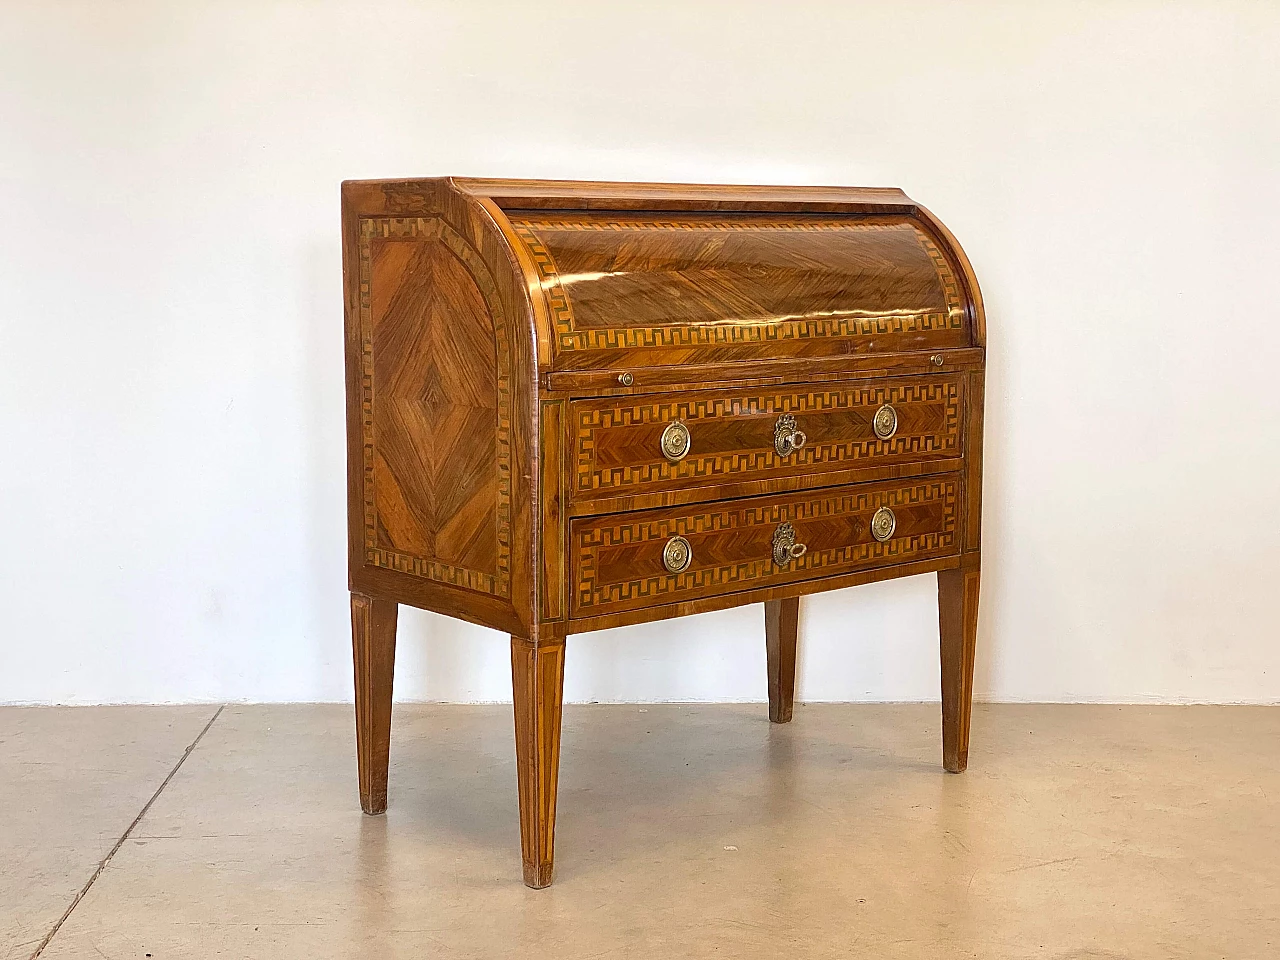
xmin=342 ymin=180 xmax=539 ymax=635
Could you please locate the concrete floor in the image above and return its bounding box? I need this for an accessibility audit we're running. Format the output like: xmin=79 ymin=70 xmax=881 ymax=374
xmin=2 ymin=704 xmax=1277 ymax=959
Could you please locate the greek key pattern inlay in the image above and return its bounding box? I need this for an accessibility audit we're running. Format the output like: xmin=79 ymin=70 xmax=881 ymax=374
xmin=574 ymin=381 xmax=961 ymax=495
xmin=511 ymin=217 xmax=966 ymax=352
xmin=358 ymin=216 xmax=513 ymax=597
xmin=574 ymin=480 xmax=958 ymax=611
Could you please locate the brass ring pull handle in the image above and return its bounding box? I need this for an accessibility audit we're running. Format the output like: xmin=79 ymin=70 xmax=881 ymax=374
xmin=774 ymin=414 xmax=807 ymax=457
xmin=662 ymin=535 xmax=692 ymax=574
xmin=872 ymin=404 xmax=898 ymax=440
xmin=772 ymin=522 xmax=808 ymax=566
xmin=870 ymin=506 xmax=897 ymax=542
xmin=660 ymin=420 xmax=692 ymax=462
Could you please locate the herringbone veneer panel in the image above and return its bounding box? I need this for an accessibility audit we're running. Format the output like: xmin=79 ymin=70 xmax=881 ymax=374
xmin=358 ymin=217 xmax=513 ymax=597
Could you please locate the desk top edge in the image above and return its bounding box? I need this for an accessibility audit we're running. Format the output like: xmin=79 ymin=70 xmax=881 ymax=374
xmin=342 ymin=176 xmax=916 ymax=212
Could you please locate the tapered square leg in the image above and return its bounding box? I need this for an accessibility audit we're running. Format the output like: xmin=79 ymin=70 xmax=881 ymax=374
xmin=764 ymin=597 xmax=799 ymax=723
xmin=511 ymin=635 xmax=566 ymax=888
xmin=938 ymin=558 xmax=980 ymax=773
xmin=351 ymin=592 xmax=398 ymax=814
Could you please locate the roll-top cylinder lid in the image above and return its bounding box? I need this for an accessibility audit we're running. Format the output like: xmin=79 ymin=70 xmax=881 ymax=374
xmin=455 ymin=179 xmax=982 ymax=371
xmin=514 ymin=211 xmax=971 ymax=366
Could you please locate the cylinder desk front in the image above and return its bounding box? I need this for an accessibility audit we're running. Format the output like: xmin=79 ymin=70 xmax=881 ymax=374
xmin=341 ymin=178 xmax=985 ymax=887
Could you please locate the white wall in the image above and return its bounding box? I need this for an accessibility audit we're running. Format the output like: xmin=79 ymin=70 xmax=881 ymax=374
xmin=2 ymin=0 xmax=1278 ymax=705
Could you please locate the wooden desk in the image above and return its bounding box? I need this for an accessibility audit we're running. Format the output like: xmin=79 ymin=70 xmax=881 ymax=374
xmin=341 ymin=178 xmax=984 ymax=887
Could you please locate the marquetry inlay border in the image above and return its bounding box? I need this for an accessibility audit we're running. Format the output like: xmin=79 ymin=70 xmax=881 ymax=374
xmin=572 ymin=379 xmax=962 ymax=495
xmin=573 ymin=479 xmax=959 ymax=612
xmin=510 ymin=216 xmax=967 ymax=353
xmin=358 ymin=216 xmax=513 ymax=597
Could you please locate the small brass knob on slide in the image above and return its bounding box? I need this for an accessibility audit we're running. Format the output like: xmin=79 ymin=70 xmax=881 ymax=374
xmin=870 ymin=506 xmax=897 ymax=542
xmin=774 ymin=414 xmax=807 ymax=457
xmin=660 ymin=420 xmax=691 ymax=462
xmin=872 ymin=404 xmax=898 ymax=440
xmin=930 ymin=354 xmax=945 ymax=366
xmin=662 ymin=536 xmax=692 ymax=574
xmin=772 ymin=522 xmax=808 ymax=566
xmin=617 ymin=372 xmax=634 ymax=386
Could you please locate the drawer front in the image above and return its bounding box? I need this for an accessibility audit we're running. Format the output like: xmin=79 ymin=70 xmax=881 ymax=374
xmin=570 ymin=375 xmax=963 ymax=502
xmin=571 ymin=475 xmax=960 ymax=618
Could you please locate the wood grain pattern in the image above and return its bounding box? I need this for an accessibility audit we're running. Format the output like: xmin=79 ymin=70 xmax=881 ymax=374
xmin=351 ymin=592 xmax=397 ymax=814
xmin=571 ymin=375 xmax=962 ymax=503
xmin=964 ymin=367 xmax=986 ymax=554
xmin=563 ymin=555 xmax=959 ymax=637
xmin=540 ymin=400 xmax=566 ymax=622
xmin=765 ymin=598 xmax=799 ymax=723
xmin=938 ymin=556 xmax=981 ymax=773
xmin=509 ymin=214 xmax=967 ymax=363
xmin=454 ymin=178 xmax=917 ymax=212
xmin=360 ymin=216 xmax=512 ymax=597
xmin=566 ymin=458 xmax=966 ymax=520
xmin=511 ymin=635 xmax=566 ymax=888
xmin=343 ymin=178 xmax=540 ymax=640
xmin=571 ymin=476 xmax=960 ymax=617
xmin=543 ymin=347 xmax=985 ymax=396
xmin=341 ymin=178 xmax=986 ymax=886
xmin=915 ymin=203 xmax=987 ymax=347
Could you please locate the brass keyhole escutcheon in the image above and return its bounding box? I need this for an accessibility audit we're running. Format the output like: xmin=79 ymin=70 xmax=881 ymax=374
xmin=774 ymin=414 xmax=807 ymax=457
xmin=662 ymin=535 xmax=692 ymax=574
xmin=772 ymin=521 xmax=808 ymax=566
xmin=870 ymin=506 xmax=896 ymax=542
xmin=660 ymin=420 xmax=692 ymax=462
xmin=873 ymin=404 xmax=898 ymax=440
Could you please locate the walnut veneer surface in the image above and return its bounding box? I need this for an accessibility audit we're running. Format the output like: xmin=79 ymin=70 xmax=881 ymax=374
xmin=341 ymin=178 xmax=985 ymax=887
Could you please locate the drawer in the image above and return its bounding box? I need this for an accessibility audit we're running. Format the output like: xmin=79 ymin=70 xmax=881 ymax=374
xmin=571 ymin=475 xmax=960 ymax=618
xmin=569 ymin=375 xmax=963 ymax=503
